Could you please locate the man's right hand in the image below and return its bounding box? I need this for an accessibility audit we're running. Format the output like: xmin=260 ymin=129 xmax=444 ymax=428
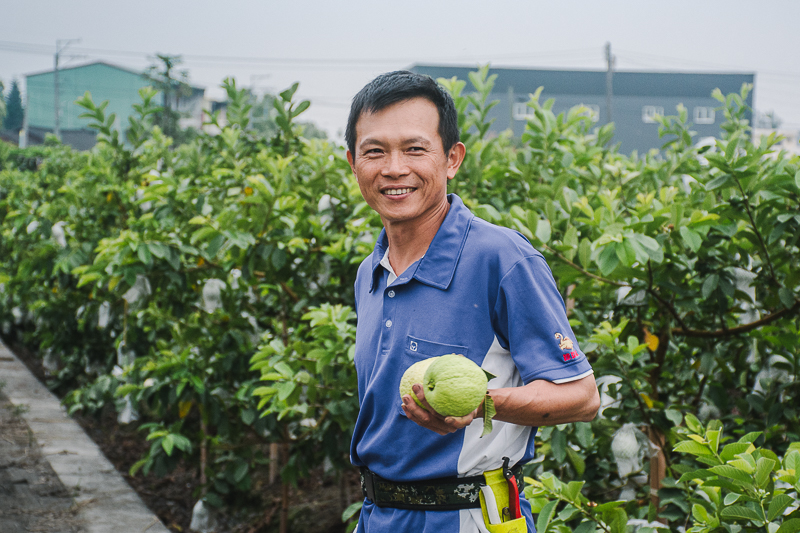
xmin=401 ymin=383 xmax=478 ymax=435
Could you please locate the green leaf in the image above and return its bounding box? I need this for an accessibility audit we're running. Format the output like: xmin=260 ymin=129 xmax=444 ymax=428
xmin=724 ymin=493 xmax=741 ymax=505
xmin=170 ymin=434 xmax=192 ymax=453
xmin=578 ymin=238 xmax=592 ymax=267
xmin=481 ymin=394 xmax=495 ymax=438
xmin=573 ymin=521 xmax=596 ymax=533
xmin=148 ymin=242 xmax=169 ymax=259
xmin=342 ymin=501 xmax=363 ymax=522
xmin=607 ymin=508 xmax=628 ymax=533
xmin=291 ymin=100 xmax=310 ymax=118
xmin=535 ymin=218 xmax=551 ymax=244
xmin=768 ymin=494 xmax=794 ymax=521
xmin=692 ymin=503 xmax=710 ymax=523
xmin=207 ymin=234 xmax=226 ymax=258
xmin=596 ymin=245 xmax=620 ymax=276
xmin=795 ymin=170 xmax=800 ymax=190
xmin=721 ymin=442 xmax=755 ymax=462
xmin=536 ymin=500 xmax=558 ymax=533
xmin=204 ymin=491 xmax=224 ymax=508
xmin=678 ymin=469 xmax=716 ymax=483
xmin=777 ymin=518 xmax=800 ymax=533
xmin=784 ymin=449 xmax=800 ymax=471
xmin=710 ymin=464 xmax=755 ymax=485
xmin=137 ymin=244 xmax=152 ymax=266
xmin=551 ymin=427 xmax=567 ymax=462
xmin=129 ymin=458 xmax=149 ymax=477
xmin=720 ymin=504 xmax=763 ymax=522
xmin=685 ymin=413 xmax=703 ymax=433
xmin=665 ymin=409 xmax=683 ymax=426
xmin=706 ymin=174 xmax=733 ymax=190
xmin=738 ymin=432 xmax=763 ymax=444
xmin=162 ymin=434 xmax=175 ymax=456
xmin=233 ymin=461 xmax=249 ymax=483
xmin=679 ymin=226 xmax=702 ymax=252
xmin=754 ymin=457 xmax=776 ymax=487
xmin=275 ymin=381 xmax=296 ymax=402
xmin=702 ymin=274 xmax=719 ymax=299
xmin=674 ymin=440 xmax=713 ymax=456
xmin=566 ymin=447 xmax=586 ymax=476
xmin=779 ymin=288 xmax=796 ymax=309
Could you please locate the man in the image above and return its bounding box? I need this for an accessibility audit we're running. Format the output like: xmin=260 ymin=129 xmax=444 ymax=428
xmin=346 ymin=70 xmax=600 ymax=532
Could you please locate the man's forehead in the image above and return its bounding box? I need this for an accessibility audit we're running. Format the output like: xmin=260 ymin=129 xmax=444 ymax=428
xmin=355 ymin=97 xmax=439 ymax=126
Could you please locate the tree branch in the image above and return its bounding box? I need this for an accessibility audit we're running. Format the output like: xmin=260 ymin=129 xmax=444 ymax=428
xmin=672 ymin=300 xmax=800 ymax=338
xmin=544 ymin=245 xmax=629 ymax=287
xmin=733 ymin=177 xmax=779 ymax=284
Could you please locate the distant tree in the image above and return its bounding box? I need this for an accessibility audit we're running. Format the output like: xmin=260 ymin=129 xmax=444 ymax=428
xmin=245 ymin=90 xmax=327 ymax=140
xmin=144 ymin=55 xmax=195 ymax=144
xmin=0 ymin=80 xmax=6 ymax=129
xmin=4 ymin=79 xmax=24 ymax=132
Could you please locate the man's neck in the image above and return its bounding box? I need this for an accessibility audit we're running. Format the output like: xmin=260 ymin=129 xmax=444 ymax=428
xmin=383 ymin=200 xmax=450 ymax=277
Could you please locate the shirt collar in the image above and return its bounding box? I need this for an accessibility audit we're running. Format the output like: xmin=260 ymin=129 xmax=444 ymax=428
xmin=369 ymin=194 xmax=474 ymax=292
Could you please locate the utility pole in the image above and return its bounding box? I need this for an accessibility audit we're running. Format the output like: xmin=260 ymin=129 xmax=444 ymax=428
xmin=604 ymin=42 xmax=615 ymax=126
xmin=20 ymin=89 xmax=29 ymax=148
xmin=53 ymin=39 xmax=80 ymax=142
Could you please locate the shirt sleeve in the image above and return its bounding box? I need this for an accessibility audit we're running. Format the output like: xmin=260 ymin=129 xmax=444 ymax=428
xmin=492 ymin=254 xmax=593 ymax=384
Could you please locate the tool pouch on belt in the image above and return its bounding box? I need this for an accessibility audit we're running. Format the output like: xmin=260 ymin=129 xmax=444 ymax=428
xmin=478 ymin=460 xmax=527 ymax=532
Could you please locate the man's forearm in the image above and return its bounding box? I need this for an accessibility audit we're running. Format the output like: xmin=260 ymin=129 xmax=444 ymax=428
xmin=489 ymin=375 xmax=600 ymax=427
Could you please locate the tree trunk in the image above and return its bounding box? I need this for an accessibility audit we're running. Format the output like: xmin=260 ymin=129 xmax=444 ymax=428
xmin=647 ymin=426 xmax=667 ymax=522
xmin=279 ymin=441 xmax=290 ymax=533
xmin=269 ymin=442 xmax=280 ymax=485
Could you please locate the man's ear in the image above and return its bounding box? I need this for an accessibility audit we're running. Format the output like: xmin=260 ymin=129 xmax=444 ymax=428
xmin=446 ymin=142 xmax=467 ymax=180
xmin=346 ymin=150 xmax=356 ymax=174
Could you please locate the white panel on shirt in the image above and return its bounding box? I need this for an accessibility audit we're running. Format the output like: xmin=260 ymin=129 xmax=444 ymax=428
xmin=457 ymin=337 xmax=531 ymax=533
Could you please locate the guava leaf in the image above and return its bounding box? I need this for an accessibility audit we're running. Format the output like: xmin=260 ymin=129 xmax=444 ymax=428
xmin=481 ymin=394 xmax=496 ymax=437
xmin=483 ymin=369 xmax=497 ymax=381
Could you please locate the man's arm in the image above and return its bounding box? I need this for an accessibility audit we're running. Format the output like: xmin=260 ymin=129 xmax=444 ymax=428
xmin=401 ymin=374 xmax=600 ymax=436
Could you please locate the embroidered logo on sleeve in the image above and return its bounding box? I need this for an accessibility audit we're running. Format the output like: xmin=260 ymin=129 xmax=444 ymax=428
xmin=555 ymin=333 xmax=580 ymax=362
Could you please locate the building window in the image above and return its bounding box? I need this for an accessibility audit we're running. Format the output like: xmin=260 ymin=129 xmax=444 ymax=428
xmin=577 ymin=104 xmax=600 ymax=122
xmin=694 ymin=106 xmax=715 ymax=124
xmin=513 ymin=102 xmax=533 ymax=120
xmin=642 ymin=106 xmax=664 ymax=123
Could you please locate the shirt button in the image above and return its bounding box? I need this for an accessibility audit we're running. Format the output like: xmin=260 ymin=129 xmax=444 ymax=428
xmin=388 ymin=290 xmax=396 ymax=298
xmin=385 ymin=320 xmax=393 ymax=328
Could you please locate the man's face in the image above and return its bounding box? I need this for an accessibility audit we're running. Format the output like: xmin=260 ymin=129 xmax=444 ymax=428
xmin=347 ymin=97 xmax=465 ymax=230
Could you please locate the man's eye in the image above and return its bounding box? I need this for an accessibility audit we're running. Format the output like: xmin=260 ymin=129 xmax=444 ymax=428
xmin=408 ymin=146 xmax=424 ymax=152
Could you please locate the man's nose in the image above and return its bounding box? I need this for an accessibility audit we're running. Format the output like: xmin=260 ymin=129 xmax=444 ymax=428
xmin=381 ymin=152 xmax=409 ymax=178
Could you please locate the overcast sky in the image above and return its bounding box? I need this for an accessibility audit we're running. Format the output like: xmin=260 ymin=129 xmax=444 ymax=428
xmin=2 ymin=0 xmax=799 ymax=140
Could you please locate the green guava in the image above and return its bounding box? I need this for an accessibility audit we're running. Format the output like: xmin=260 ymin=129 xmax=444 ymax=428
xmin=399 ymin=357 xmax=438 ymax=409
xmin=423 ymin=353 xmax=488 ymax=417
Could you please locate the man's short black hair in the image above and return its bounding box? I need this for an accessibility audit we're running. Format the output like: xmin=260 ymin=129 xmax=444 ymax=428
xmin=345 ymin=70 xmax=460 ymax=156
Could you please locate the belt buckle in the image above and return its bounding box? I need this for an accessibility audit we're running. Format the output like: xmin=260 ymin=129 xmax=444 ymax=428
xmin=361 ymin=468 xmax=377 ymax=503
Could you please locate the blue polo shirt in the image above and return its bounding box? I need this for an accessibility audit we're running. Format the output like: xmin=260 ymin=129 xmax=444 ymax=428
xmin=351 ymin=194 xmax=593 ymax=532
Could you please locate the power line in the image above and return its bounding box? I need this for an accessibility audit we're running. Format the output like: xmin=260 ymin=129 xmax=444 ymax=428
xmin=1 ymin=39 xmax=602 ymax=67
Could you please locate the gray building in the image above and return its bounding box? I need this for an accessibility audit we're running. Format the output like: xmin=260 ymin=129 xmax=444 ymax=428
xmin=410 ymin=65 xmax=755 ymax=154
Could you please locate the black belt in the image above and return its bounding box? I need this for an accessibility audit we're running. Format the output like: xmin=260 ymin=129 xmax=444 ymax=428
xmin=359 ymin=464 xmax=524 ymax=511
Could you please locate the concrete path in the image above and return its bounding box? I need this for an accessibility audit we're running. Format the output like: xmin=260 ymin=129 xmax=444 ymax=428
xmin=0 ymin=339 xmax=170 ymax=533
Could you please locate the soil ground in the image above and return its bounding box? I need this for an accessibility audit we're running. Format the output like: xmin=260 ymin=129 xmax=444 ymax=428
xmin=4 ymin=340 xmax=360 ymax=533
xmin=0 ymin=391 xmax=86 ymax=533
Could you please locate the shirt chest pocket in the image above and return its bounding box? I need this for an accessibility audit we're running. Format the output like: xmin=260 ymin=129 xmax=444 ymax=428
xmin=404 ymin=335 xmax=469 ymax=362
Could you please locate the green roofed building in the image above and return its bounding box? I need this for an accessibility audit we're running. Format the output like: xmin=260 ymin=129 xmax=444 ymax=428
xmin=410 ymin=65 xmax=755 ymax=154
xmin=23 ymin=61 xmax=204 ymax=150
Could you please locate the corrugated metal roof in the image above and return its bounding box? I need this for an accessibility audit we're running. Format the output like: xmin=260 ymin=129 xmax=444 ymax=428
xmin=410 ymin=64 xmax=754 ymax=98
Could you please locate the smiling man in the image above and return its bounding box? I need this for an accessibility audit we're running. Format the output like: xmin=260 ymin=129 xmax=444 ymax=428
xmin=346 ymin=71 xmax=600 ymax=533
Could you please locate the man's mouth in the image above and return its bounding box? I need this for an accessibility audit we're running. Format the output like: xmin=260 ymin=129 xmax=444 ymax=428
xmin=383 ymin=188 xmax=415 ymax=196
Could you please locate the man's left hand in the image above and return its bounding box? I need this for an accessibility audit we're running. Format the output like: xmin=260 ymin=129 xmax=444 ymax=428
xmin=401 ymin=383 xmax=478 ymax=435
